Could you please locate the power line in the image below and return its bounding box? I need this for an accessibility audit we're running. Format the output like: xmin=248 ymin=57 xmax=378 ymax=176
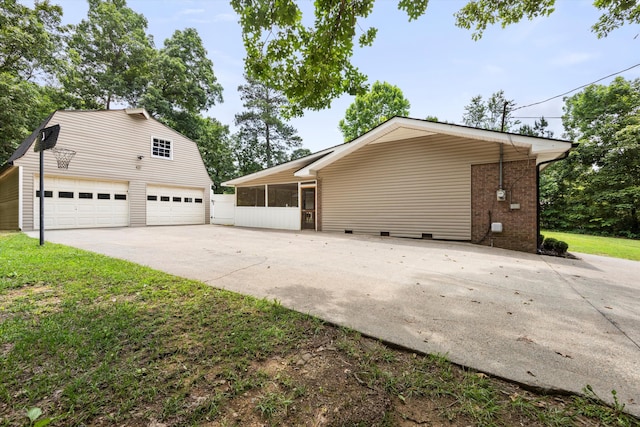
xmin=513 ymin=62 xmax=640 ymax=112
xmin=513 ymin=116 xmax=562 ymax=119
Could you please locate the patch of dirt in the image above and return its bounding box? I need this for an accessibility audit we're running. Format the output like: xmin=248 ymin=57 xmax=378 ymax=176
xmin=3 ymin=312 xmax=635 ymax=427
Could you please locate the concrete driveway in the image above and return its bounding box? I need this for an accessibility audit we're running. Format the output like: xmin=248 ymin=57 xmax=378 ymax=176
xmin=31 ymin=225 xmax=640 ymax=416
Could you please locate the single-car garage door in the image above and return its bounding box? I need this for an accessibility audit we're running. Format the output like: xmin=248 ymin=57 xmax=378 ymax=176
xmin=34 ymin=176 xmax=129 ymax=230
xmin=146 ymin=185 xmax=204 ymax=225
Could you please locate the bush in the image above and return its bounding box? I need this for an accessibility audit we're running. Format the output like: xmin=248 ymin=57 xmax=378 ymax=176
xmin=555 ymin=240 xmax=569 ymax=255
xmin=542 ymin=237 xmax=569 ymax=256
xmin=542 ymin=237 xmax=557 ymax=251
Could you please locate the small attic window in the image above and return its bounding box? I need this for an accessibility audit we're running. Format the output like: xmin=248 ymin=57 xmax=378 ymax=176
xmin=152 ymin=137 xmax=172 ymax=159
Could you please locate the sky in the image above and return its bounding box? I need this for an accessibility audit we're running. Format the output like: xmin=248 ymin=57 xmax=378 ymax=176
xmin=51 ymin=0 xmax=640 ymax=153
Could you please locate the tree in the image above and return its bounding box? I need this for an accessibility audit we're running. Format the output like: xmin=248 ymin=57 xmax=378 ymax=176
xmin=140 ymin=28 xmax=223 ymax=120
xmin=62 ymin=0 xmax=155 ymax=109
xmin=290 ymin=148 xmax=312 ymax=160
xmin=517 ymin=116 xmax=554 ymax=138
xmin=0 ymin=0 xmax=68 ymax=163
xmin=234 ymin=76 xmax=303 ymax=174
xmin=174 ymin=114 xmax=235 ymax=193
xmin=232 ymin=0 xmax=637 ymax=115
xmin=455 ymin=0 xmax=640 ymax=40
xmin=0 ymin=0 xmax=65 ymax=79
xmin=558 ymin=77 xmax=640 ymax=237
xmin=338 ymin=81 xmax=410 ymax=141
xmin=462 ymin=90 xmax=519 ymax=131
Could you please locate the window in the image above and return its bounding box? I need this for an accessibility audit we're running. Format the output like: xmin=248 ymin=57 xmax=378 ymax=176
xmin=36 ymin=190 xmax=53 ymax=198
xmin=173 ymin=196 xmax=181 ymax=202
xmin=97 ymin=193 xmax=110 ymax=200
xmin=160 ymin=196 xmax=170 ymax=202
xmin=268 ymin=183 xmax=298 ymax=207
xmin=79 ymin=192 xmax=93 ymax=199
xmin=58 ymin=191 xmax=74 ymax=198
xmin=152 ymin=137 xmax=172 ymax=159
xmin=114 ymin=194 xmax=127 ymax=200
xmin=194 ymin=198 xmax=203 ymax=203
xmin=147 ymin=195 xmax=157 ymax=201
xmin=184 ymin=197 xmax=193 ymax=203
xmin=237 ymin=186 xmax=265 ymax=207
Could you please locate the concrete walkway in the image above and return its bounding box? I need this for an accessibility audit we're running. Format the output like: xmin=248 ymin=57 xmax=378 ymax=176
xmin=31 ymin=225 xmax=640 ymax=416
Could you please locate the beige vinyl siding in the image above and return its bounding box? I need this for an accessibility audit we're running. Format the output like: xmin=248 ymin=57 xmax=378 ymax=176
xmin=129 ymin=181 xmax=146 ymax=226
xmin=13 ymin=110 xmax=212 ymax=230
xmin=0 ymin=167 xmax=20 ymax=230
xmin=319 ymin=134 xmax=532 ymax=240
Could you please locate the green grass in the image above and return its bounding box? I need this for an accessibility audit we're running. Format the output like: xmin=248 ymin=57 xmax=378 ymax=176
xmin=1 ymin=231 xmax=638 ymax=427
xmin=542 ymin=230 xmax=640 ymax=261
xmin=0 ymin=232 xmax=312 ymax=426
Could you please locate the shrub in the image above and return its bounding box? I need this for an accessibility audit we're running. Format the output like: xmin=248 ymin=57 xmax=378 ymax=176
xmin=555 ymin=240 xmax=569 ymax=255
xmin=542 ymin=237 xmax=569 ymax=256
xmin=542 ymin=237 xmax=557 ymax=252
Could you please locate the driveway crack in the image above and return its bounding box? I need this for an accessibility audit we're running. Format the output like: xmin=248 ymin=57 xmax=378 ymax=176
xmin=542 ymin=257 xmax=640 ymax=352
xmin=205 ymin=258 xmax=268 ymax=283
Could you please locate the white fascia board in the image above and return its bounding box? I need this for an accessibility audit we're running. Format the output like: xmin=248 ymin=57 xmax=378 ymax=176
xmin=222 ymin=148 xmax=335 ymax=186
xmin=295 ymin=117 xmax=573 ymax=176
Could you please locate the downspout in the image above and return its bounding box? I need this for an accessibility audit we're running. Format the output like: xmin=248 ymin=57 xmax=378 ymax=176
xmin=536 ymin=146 xmax=576 ymax=252
xmin=499 ymin=102 xmax=508 ymax=190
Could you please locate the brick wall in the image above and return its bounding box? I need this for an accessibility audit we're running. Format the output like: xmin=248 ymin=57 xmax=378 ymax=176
xmin=471 ymin=160 xmax=538 ymax=253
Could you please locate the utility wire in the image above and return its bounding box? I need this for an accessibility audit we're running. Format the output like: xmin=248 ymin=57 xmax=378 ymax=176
xmin=513 ymin=62 xmax=640 ymax=111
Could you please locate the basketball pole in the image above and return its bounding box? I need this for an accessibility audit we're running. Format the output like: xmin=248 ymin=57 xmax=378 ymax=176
xmin=39 ymin=145 xmax=44 ymax=246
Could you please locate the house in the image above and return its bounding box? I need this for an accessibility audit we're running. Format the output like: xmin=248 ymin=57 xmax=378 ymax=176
xmin=0 ymin=109 xmax=212 ymax=231
xmin=221 ymin=117 xmax=573 ymax=253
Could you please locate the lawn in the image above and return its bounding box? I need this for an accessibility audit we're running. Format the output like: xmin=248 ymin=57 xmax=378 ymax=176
xmin=1 ymin=232 xmax=637 ymax=426
xmin=542 ymin=230 xmax=640 ymax=261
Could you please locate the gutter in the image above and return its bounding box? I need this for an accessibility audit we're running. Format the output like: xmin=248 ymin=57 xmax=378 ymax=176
xmin=536 ymin=143 xmax=578 ymax=251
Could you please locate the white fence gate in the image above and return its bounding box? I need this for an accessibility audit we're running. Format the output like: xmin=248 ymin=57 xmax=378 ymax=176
xmin=211 ymin=193 xmax=235 ymax=225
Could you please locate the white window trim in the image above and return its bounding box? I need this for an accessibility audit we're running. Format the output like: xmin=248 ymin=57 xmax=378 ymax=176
xmin=151 ymin=136 xmax=173 ymax=160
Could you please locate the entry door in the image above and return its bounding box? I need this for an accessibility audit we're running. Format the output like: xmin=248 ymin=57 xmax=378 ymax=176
xmin=301 ymin=187 xmax=316 ymax=230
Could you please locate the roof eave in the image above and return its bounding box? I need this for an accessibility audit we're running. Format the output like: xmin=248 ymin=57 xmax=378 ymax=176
xmin=222 ymin=147 xmax=336 ymax=187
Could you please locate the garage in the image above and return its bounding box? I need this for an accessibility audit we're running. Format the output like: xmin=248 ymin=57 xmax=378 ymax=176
xmin=34 ymin=176 xmax=129 ymax=230
xmin=146 ymin=185 xmax=205 ymax=226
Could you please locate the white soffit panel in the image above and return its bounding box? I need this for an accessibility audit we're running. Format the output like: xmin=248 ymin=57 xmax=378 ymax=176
xmin=370 ymin=126 xmax=437 ymax=144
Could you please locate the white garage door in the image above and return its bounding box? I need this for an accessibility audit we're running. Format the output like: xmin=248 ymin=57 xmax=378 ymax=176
xmin=34 ymin=177 xmax=129 ymax=230
xmin=146 ymin=185 xmax=205 ymax=225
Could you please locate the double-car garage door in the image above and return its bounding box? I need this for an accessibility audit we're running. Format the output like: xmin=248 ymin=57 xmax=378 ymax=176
xmin=34 ymin=177 xmax=129 ymax=229
xmin=34 ymin=178 xmax=205 ymax=229
xmin=146 ymin=185 xmax=205 ymax=225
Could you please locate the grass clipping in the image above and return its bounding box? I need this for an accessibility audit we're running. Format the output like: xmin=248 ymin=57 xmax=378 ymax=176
xmin=0 ymin=232 xmax=637 ymax=427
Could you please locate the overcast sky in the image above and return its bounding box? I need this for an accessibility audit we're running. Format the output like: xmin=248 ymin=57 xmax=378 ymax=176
xmin=53 ymin=0 xmax=640 ymax=152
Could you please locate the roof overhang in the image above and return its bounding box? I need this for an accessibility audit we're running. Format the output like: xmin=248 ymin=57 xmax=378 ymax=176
xmin=221 ymin=146 xmax=336 ymax=187
xmin=294 ymin=117 xmax=573 ymax=178
xmin=125 ymin=108 xmax=150 ymax=119
xmin=223 ymin=117 xmax=574 ymax=186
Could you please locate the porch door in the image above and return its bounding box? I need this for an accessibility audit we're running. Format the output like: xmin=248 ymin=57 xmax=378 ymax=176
xmin=301 ymin=187 xmax=316 ymax=230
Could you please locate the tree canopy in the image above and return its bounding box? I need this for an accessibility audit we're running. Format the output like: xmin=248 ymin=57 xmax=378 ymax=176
xmin=338 ymin=81 xmax=410 ymax=141
xmin=541 ymin=77 xmax=640 ymax=237
xmin=234 ymin=75 xmax=302 ymax=174
xmin=0 ymin=0 xmax=68 ymax=161
xmin=233 ymin=0 xmax=639 ymax=114
xmin=461 ymin=90 xmax=519 ymax=131
xmin=62 ymin=0 xmax=155 ymax=109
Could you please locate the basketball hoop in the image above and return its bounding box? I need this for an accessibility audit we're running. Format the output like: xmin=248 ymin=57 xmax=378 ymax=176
xmin=51 ymin=147 xmax=76 ymax=169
